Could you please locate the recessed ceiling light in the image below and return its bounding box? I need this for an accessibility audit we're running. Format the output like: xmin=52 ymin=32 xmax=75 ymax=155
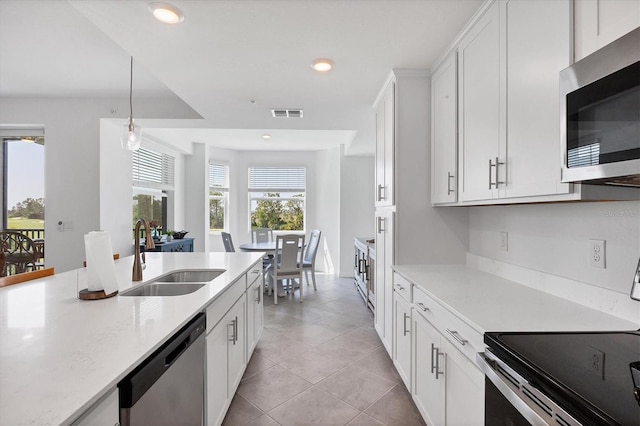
xmin=311 ymin=58 xmax=334 ymax=72
xmin=148 ymin=2 xmax=184 ymax=24
xmin=262 ymin=134 xmax=271 ymax=140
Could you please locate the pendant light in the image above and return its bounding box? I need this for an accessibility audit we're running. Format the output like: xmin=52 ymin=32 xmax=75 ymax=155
xmin=121 ymin=56 xmax=142 ymax=151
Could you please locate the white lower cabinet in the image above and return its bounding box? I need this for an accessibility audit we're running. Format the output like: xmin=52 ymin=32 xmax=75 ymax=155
xmin=392 ymin=290 xmax=412 ymax=388
xmin=206 ymin=264 xmax=262 ymax=426
xmin=246 ymin=268 xmax=264 ymax=356
xmin=71 ymin=388 xmax=119 ymax=426
xmin=412 ymin=312 xmax=445 ymax=426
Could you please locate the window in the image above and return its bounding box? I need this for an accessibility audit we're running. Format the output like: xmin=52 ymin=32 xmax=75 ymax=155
xmin=132 ymin=147 xmax=174 ymax=233
xmin=248 ymin=167 xmax=305 ymax=231
xmin=1 ymin=131 xmax=45 ymax=241
xmin=209 ymin=163 xmax=229 ymax=232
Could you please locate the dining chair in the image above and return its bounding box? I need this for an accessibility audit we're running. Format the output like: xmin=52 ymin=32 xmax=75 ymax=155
xmin=251 ymin=228 xmax=273 ymax=243
xmin=0 ymin=267 xmax=55 ymax=288
xmin=266 ymin=234 xmax=305 ymax=304
xmin=0 ymin=231 xmax=38 ymax=277
xmin=221 ymin=232 xmax=235 ymax=252
xmin=299 ymin=229 xmax=321 ymax=291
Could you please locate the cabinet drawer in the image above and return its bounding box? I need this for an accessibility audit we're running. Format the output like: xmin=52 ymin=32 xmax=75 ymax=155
xmin=206 ymin=277 xmax=246 ymax=333
xmin=247 ymin=265 xmax=262 ymax=288
xmin=413 ymin=286 xmax=483 ymax=363
xmin=393 ymin=273 xmax=412 ymax=302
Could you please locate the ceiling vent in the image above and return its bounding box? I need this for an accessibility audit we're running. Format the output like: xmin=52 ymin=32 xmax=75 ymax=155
xmin=271 ymin=109 xmax=303 ymax=118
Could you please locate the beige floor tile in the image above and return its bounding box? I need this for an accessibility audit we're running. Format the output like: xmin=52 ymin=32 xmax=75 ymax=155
xmin=279 ymin=346 xmax=354 ymax=384
xmin=316 ymin=365 xmax=397 ymax=411
xmin=268 ymin=387 xmax=360 ymax=425
xmin=247 ymin=414 xmax=281 ymax=426
xmin=347 ymin=413 xmax=387 ymax=426
xmin=237 ymin=365 xmax=312 ymax=412
xmin=316 ymin=330 xmax=380 ymax=357
xmin=285 ymin=322 xmax=346 ymax=347
xmin=254 ymin=334 xmax=311 ymax=363
xmin=365 ymin=384 xmax=426 ymax=426
xmin=222 ymin=394 xmax=264 ymax=425
xmin=358 ymin=347 xmax=401 ymax=383
xmin=243 ymin=352 xmax=276 ymax=381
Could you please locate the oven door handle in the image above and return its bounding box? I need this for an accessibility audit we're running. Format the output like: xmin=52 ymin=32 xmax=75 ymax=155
xmin=477 ymin=352 xmax=571 ymax=426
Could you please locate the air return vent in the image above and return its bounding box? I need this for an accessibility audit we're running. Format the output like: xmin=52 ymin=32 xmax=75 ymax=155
xmin=271 ymin=109 xmax=303 ymax=118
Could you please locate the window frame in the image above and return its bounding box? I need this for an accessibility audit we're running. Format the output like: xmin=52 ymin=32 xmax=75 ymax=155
xmin=209 ymin=162 xmax=230 ymax=234
xmin=247 ymin=166 xmax=306 ymax=233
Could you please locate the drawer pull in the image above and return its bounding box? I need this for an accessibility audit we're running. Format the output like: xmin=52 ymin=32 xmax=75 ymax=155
xmin=396 ymin=284 xmax=405 ymax=291
xmin=446 ymin=329 xmax=468 ymax=346
xmin=416 ymin=302 xmax=429 ymax=312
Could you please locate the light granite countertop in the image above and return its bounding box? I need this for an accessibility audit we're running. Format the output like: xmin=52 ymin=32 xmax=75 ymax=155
xmin=393 ymin=264 xmax=638 ymax=335
xmin=0 ymin=251 xmax=264 ymax=426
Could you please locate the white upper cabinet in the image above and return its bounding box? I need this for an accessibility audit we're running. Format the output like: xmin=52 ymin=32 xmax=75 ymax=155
xmin=431 ymin=52 xmax=459 ymax=204
xmin=503 ymin=0 xmax=572 ymax=198
xmin=441 ymin=0 xmax=573 ymax=205
xmin=375 ymin=81 xmax=395 ymax=207
xmin=575 ymin=0 xmax=640 ymax=61
xmin=458 ymin=1 xmax=502 ymax=202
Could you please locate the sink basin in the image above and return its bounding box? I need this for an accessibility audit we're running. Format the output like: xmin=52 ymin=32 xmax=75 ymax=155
xmin=154 ymin=269 xmax=225 ymax=283
xmin=121 ymin=283 xmax=206 ymax=297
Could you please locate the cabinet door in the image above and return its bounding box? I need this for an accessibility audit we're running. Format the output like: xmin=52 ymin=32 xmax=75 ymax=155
xmin=443 ymin=339 xmax=484 ymax=425
xmin=374 ymin=208 xmax=394 ymax=355
xmin=412 ymin=313 xmax=445 ymax=426
xmin=375 ymin=82 xmax=395 ymax=207
xmin=575 ymin=0 xmax=640 ymax=61
xmin=458 ymin=1 xmax=502 ymax=202
xmin=206 ymin=317 xmax=231 ymax=426
xmin=431 ymin=52 xmax=458 ymax=204
xmin=228 ymin=296 xmax=246 ymax=393
xmin=393 ymin=293 xmax=412 ymax=389
xmin=504 ymin=0 xmax=571 ymax=198
xmin=72 ymin=388 xmax=118 ymax=426
xmin=246 ymin=270 xmax=263 ymax=355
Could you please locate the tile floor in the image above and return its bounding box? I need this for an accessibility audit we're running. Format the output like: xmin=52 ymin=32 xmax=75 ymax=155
xmin=222 ymin=275 xmax=426 ymax=426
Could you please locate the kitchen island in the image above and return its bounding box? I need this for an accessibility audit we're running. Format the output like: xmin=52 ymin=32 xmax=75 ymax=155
xmin=0 ymin=251 xmax=264 ymax=425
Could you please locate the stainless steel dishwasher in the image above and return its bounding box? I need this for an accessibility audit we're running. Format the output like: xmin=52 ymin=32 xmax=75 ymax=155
xmin=119 ymin=313 xmax=206 ymax=426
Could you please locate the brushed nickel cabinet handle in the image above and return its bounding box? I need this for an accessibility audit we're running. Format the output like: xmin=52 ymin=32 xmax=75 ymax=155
xmin=403 ymin=313 xmax=410 ymax=336
xmin=417 ymin=302 xmax=429 ymax=312
xmin=447 ymin=172 xmax=455 ymax=195
xmin=446 ymin=329 xmax=469 ymax=346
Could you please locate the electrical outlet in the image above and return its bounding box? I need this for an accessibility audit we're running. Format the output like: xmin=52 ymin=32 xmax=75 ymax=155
xmin=589 ymin=239 xmax=606 ymax=269
xmin=500 ymin=232 xmax=508 ymax=251
xmin=587 ymin=346 xmax=605 ymax=380
xmin=57 ymin=221 xmax=64 ymax=232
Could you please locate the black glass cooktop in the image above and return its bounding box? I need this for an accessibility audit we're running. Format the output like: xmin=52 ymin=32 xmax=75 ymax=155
xmin=485 ymin=330 xmax=640 ymax=425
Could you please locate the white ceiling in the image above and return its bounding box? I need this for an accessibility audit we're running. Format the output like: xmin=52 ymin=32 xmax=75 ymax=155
xmin=0 ymin=0 xmax=483 ymax=155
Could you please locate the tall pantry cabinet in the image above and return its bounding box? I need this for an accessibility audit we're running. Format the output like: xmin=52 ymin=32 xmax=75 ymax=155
xmin=373 ymin=70 xmax=468 ymax=354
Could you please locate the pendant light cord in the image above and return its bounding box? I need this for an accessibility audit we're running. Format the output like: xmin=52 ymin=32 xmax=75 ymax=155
xmin=129 ymin=56 xmax=134 ymax=120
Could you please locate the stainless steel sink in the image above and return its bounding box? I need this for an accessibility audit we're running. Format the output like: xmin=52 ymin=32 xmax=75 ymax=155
xmin=122 ymin=283 xmax=206 ymax=297
xmin=154 ymin=270 xmax=225 ymax=283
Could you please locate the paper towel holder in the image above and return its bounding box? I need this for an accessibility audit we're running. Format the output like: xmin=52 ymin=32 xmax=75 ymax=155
xmin=79 ymin=288 xmax=118 ymax=300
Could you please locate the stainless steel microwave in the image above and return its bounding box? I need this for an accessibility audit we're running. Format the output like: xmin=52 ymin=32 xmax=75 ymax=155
xmin=560 ymin=27 xmax=640 ymax=187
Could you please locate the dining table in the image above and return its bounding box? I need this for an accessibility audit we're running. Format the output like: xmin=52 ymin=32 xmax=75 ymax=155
xmin=238 ymin=241 xmax=305 ymax=293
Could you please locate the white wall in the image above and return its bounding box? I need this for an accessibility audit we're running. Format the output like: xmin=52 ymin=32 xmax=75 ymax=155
xmin=315 ymin=147 xmax=341 ymax=274
xmin=0 ymin=96 xmax=199 ymax=272
xmin=339 ymin=150 xmax=375 ymax=277
xmin=469 ymin=200 xmax=640 ymax=296
xmin=184 ymin=143 xmax=210 ymax=252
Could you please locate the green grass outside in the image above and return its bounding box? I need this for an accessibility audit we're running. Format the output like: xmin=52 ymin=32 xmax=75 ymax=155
xmin=7 ymin=217 xmax=45 ymax=230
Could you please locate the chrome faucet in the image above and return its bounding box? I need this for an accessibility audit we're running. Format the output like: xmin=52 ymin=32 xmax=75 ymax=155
xmin=133 ymin=218 xmax=155 ymax=281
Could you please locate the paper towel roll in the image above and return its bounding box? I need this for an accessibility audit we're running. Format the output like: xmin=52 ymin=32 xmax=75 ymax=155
xmin=84 ymin=231 xmax=120 ymax=295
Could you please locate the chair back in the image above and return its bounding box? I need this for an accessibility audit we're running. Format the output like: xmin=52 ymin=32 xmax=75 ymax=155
xmin=0 ymin=231 xmax=38 ymax=276
xmin=275 ymin=234 xmax=305 ymax=274
xmin=303 ymin=230 xmax=322 ymax=264
xmin=251 ymin=228 xmax=273 ymax=243
xmin=221 ymin=232 xmax=235 ymax=252
xmin=0 ymin=267 xmax=55 ymax=288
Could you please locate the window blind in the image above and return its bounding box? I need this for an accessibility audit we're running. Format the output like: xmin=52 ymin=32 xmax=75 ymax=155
xmin=132 ymin=147 xmax=175 ymax=190
xmin=209 ymin=163 xmax=229 ymax=191
xmin=248 ymin=167 xmax=306 ymax=192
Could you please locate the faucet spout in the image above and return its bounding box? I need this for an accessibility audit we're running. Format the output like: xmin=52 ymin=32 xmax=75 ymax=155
xmin=133 ymin=218 xmax=156 ymax=281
